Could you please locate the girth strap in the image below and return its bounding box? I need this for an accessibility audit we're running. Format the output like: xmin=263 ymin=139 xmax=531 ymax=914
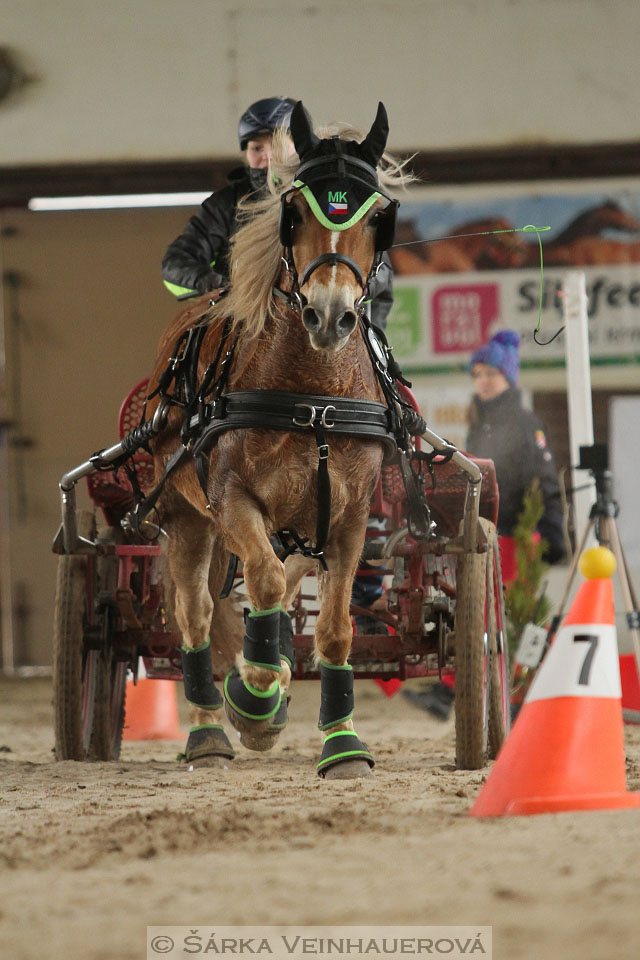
xmin=190 ymin=390 xmax=396 ymax=459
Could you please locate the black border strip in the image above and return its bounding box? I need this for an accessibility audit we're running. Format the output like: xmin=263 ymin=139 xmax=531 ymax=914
xmin=2 ymin=141 xmax=640 ymax=208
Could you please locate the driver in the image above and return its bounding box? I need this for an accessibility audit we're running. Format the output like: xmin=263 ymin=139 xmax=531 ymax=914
xmin=162 ymin=96 xmax=297 ymax=298
xmin=161 ymin=96 xmax=394 ymax=329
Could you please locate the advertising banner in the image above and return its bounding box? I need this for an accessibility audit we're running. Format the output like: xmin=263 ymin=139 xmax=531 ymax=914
xmin=386 ymin=181 xmax=640 ymax=372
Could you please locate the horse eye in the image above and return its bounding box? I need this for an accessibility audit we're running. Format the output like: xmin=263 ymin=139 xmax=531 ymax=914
xmin=368 ymin=212 xmax=381 ymax=227
xmin=290 ymin=205 xmax=303 ymax=224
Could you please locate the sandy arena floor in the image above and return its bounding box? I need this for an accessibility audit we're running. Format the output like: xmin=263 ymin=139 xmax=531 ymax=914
xmin=1 ymin=675 xmax=640 ymax=960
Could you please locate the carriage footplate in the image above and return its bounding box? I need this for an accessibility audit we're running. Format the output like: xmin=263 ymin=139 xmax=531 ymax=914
xmin=316 ymin=661 xmax=375 ymax=777
xmin=223 ymin=608 xmax=285 ymax=752
xmin=178 ymin=724 xmax=236 ymax=764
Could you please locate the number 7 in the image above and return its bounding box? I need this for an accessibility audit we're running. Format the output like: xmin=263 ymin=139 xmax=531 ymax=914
xmin=573 ymin=633 xmax=599 ymax=686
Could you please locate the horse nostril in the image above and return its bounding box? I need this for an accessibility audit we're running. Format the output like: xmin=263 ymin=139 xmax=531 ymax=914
xmin=302 ymin=306 xmax=321 ymax=332
xmin=336 ymin=310 xmax=357 ymax=337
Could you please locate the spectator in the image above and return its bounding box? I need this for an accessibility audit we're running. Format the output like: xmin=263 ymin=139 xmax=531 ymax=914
xmin=404 ymin=329 xmax=564 ymax=720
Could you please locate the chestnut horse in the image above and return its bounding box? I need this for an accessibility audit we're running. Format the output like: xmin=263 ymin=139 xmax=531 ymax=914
xmin=146 ymin=102 xmax=409 ymax=778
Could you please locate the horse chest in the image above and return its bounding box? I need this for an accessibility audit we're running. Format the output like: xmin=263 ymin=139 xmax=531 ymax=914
xmin=209 ymin=431 xmax=378 ymax=528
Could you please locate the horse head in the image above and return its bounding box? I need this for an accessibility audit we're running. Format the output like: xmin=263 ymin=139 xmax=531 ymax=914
xmin=280 ymin=101 xmax=397 ymax=352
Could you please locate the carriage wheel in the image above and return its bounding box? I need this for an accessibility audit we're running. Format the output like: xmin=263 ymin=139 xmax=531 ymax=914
xmin=487 ymin=525 xmax=510 ymax=759
xmin=454 ymin=517 xmax=501 ymax=770
xmin=53 ymin=510 xmax=99 ymax=760
xmin=89 ymin=642 xmax=127 ymax=761
xmin=88 ymin=546 xmax=127 ymax=759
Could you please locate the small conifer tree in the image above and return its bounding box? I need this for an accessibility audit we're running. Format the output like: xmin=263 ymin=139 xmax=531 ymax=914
xmin=504 ymin=478 xmax=551 ymax=658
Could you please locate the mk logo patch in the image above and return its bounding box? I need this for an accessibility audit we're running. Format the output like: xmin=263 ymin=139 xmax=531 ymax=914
xmin=328 ymin=189 xmax=348 ymax=216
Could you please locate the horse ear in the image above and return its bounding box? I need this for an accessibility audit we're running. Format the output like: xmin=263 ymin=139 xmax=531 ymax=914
xmin=289 ymin=100 xmax=319 ymax=159
xmin=360 ymin=102 xmax=389 ymax=167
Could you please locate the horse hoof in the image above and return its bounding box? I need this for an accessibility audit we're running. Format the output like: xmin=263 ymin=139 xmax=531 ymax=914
xmin=316 ymin=731 xmax=374 ymax=778
xmin=239 ymin=727 xmax=282 ymax=752
xmin=323 ymin=759 xmax=373 ymax=780
xmin=184 ymin=754 xmax=230 ymax=769
xmin=178 ymin=724 xmax=235 ymax=766
xmin=224 ymin=700 xmax=281 ymax=752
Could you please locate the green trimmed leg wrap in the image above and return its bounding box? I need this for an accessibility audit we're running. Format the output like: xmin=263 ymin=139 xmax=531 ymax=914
xmin=224 ymin=668 xmax=281 ymax=721
xmin=181 ymin=639 xmax=223 ymax=710
xmin=244 ymin=608 xmax=282 ymax=671
xmin=279 ymin=610 xmax=295 ymax=671
xmin=269 ymin=696 xmax=289 ymax=731
xmin=178 ymin=724 xmax=235 ymax=762
xmin=317 ymin=731 xmax=374 ymax=777
xmin=318 ymin=661 xmax=354 ymax=730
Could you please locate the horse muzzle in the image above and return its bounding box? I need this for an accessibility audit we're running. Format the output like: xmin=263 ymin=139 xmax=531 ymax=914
xmin=302 ymin=303 xmax=359 ymax=352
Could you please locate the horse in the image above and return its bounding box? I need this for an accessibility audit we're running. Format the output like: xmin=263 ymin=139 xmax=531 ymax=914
xmin=522 ymin=200 xmax=640 ymax=266
xmin=146 ymin=101 xmax=411 ymax=779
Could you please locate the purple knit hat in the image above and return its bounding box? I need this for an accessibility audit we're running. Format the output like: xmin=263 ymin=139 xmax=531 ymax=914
xmin=470 ymin=330 xmax=521 ymax=385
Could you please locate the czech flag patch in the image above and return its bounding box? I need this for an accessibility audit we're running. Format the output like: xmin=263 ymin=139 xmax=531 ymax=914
xmin=328 ymin=202 xmax=348 ymax=215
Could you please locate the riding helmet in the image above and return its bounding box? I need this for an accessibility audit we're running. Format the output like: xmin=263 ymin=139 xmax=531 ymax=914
xmin=238 ymin=96 xmax=296 ymax=149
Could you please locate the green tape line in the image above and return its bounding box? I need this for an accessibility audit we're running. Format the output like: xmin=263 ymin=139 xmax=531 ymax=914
xmin=319 ymin=660 xmax=352 ymax=672
xmin=248 ymin=605 xmax=283 ymax=618
xmin=318 ymin=713 xmax=354 ymax=731
xmin=317 ymin=749 xmax=370 ymax=770
xmin=324 ymin=729 xmax=359 ymax=742
xmin=243 ymin=678 xmax=280 ymax=698
xmin=181 ymin=637 xmax=211 ymax=654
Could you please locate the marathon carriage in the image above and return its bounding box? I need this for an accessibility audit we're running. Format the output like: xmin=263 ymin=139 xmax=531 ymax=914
xmin=51 ymin=100 xmax=510 ymax=776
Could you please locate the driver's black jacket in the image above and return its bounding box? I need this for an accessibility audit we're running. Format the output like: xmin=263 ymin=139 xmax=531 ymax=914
xmin=161 ymin=166 xmax=394 ymax=330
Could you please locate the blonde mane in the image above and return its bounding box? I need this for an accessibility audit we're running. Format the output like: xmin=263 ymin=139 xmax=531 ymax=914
xmin=207 ymin=120 xmax=416 ymax=340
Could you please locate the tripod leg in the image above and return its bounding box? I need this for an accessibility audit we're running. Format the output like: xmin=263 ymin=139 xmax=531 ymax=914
xmin=548 ymin=517 xmax=596 ymax=638
xmin=601 ymin=517 xmax=640 ymax=683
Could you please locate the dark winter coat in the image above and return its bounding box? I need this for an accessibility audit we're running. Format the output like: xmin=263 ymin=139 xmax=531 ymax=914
xmin=162 ymin=166 xmax=257 ymax=297
xmin=161 ymin=166 xmax=394 ymax=330
xmin=465 ymin=387 xmax=564 ymax=562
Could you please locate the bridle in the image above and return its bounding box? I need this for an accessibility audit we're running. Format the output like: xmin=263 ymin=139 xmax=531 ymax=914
xmin=274 ymin=141 xmax=398 ymax=315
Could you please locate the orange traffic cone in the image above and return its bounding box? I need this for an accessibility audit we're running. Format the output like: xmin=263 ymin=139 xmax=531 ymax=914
xmin=471 ymin=546 xmax=640 ymax=817
xmin=122 ymin=663 xmax=184 ymax=741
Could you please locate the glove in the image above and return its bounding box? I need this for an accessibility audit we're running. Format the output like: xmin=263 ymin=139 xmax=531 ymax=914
xmin=195 ymin=270 xmax=226 ymax=294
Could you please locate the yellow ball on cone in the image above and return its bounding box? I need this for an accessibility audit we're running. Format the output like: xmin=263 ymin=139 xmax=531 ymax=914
xmin=579 ymin=546 xmax=617 ymax=580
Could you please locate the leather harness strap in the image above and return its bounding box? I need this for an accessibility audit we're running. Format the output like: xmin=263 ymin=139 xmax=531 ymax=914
xmin=189 ymin=388 xmax=396 ymax=569
xmin=189 ymin=390 xmax=397 ymax=458
xmin=128 ymin=310 xmax=431 ymax=570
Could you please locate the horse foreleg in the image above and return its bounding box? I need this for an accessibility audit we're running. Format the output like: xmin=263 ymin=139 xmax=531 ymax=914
xmin=314 ymin=517 xmax=375 ymax=780
xmin=219 ymin=490 xmax=290 ymax=751
xmin=164 ymin=494 xmax=235 ymax=764
xmin=207 ymin=544 xmax=244 ymax=677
